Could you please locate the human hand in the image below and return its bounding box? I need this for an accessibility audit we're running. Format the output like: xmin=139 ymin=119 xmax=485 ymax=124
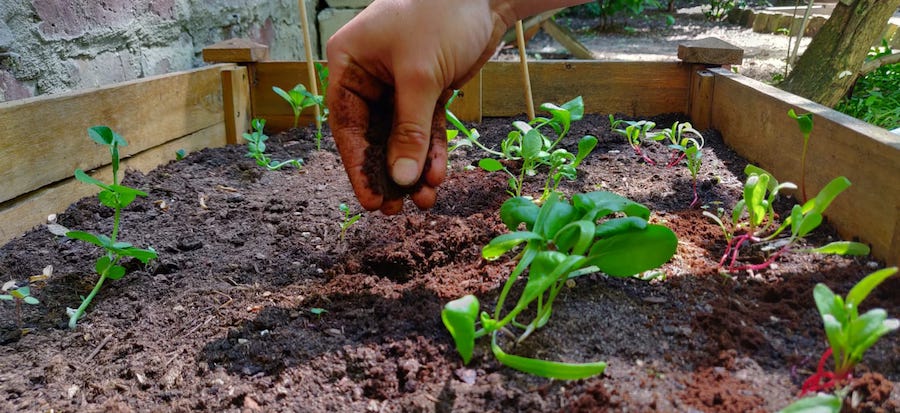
xmin=326 ymin=0 xmax=516 ymax=214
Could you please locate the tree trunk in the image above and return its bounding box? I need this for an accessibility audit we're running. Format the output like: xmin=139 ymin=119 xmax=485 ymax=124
xmin=779 ymin=0 xmax=900 ymax=107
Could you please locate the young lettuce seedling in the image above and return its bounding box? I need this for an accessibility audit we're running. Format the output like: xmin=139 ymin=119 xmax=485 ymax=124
xmin=800 ymin=267 xmax=898 ymax=395
xmin=66 ymin=126 xmax=158 ymax=329
xmin=442 ymin=191 xmax=678 ymax=379
xmin=244 ymin=118 xmax=304 ymax=171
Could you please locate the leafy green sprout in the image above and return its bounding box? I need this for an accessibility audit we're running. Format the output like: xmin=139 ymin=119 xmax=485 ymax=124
xmin=610 ymin=116 xmax=657 ymax=165
xmin=1 ymin=281 xmax=40 ymax=330
xmin=779 ymin=393 xmax=842 ymax=413
xmin=800 ymin=267 xmax=898 ymax=395
xmin=442 ymin=191 xmax=678 ymax=379
xmin=244 ymin=118 xmax=303 ymax=171
xmin=704 ymin=165 xmax=869 ymax=273
xmin=66 ymin=126 xmax=158 ymax=329
xmin=445 ymin=90 xmax=502 ymax=156
xmin=310 ymin=308 xmax=327 ymax=316
xmin=655 ymin=121 xmax=705 ymax=207
xmin=272 ymin=83 xmax=318 ymax=130
xmin=339 ymin=203 xmax=361 ymax=242
xmin=787 ymin=109 xmax=813 ymax=202
xmin=312 ymin=62 xmax=330 ymax=150
xmin=175 ymin=149 xmax=186 ymax=161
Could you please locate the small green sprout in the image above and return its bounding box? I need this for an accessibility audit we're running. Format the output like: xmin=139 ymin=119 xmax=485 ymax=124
xmin=610 ymin=116 xmax=657 ymax=165
xmin=445 ymin=90 xmax=502 ymax=156
xmin=310 ymin=308 xmax=328 ymax=316
xmin=442 ymin=191 xmax=677 ymax=379
xmin=656 ymin=122 xmax=705 ymax=207
xmin=338 ymin=203 xmax=361 ymax=242
xmin=312 ymin=63 xmax=330 ymax=150
xmin=175 ymin=149 xmax=186 ymax=161
xmin=779 ymin=393 xmax=842 ymax=413
xmin=799 ymin=267 xmax=898 ymax=396
xmin=788 ymin=109 xmax=814 ymax=201
xmin=66 ymin=126 xmax=158 ymax=329
xmin=272 ymin=83 xmax=318 ymax=130
xmin=704 ymin=165 xmax=869 ymax=272
xmin=1 ymin=281 xmax=40 ymax=330
xmin=244 ymin=118 xmax=303 ymax=171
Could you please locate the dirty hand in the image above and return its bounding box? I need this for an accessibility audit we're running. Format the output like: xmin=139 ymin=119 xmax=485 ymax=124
xmin=326 ymin=0 xmax=518 ymax=215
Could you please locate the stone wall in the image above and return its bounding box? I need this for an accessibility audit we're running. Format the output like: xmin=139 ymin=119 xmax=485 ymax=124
xmin=0 ymin=0 xmax=319 ymax=102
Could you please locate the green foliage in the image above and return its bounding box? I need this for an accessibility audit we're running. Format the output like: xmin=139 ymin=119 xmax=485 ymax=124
xmin=338 ymin=203 xmax=361 ymax=242
xmin=704 ymin=0 xmax=740 ymax=21
xmin=834 ymin=41 xmax=900 ymax=130
xmin=779 ymin=393 xmax=841 ymax=413
xmin=244 ymin=118 xmax=304 ymax=171
xmin=814 ymin=267 xmax=898 ymax=377
xmin=445 ymin=90 xmax=501 ymax=156
xmin=442 ymin=192 xmax=677 ymax=379
xmin=66 ymin=127 xmax=158 ymax=329
xmin=479 ymin=97 xmax=597 ymax=201
xmin=611 ymin=116 xmax=656 ymax=165
xmin=563 ymin=0 xmax=672 ymax=30
xmin=175 ymin=149 xmax=186 ymax=161
xmin=273 ymin=67 xmax=329 ymax=150
xmin=1 ymin=281 xmax=40 ymax=330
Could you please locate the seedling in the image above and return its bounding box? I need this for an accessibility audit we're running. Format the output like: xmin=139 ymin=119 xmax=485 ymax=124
xmin=442 ymin=191 xmax=678 ymax=379
xmin=272 ymin=83 xmax=318 ymax=130
xmin=1 ymin=281 xmax=40 ymax=330
xmin=338 ymin=203 xmax=361 ymax=242
xmin=800 ymin=267 xmax=898 ymax=395
xmin=175 ymin=149 xmax=186 ymax=160
xmin=654 ymin=121 xmax=704 ymax=168
xmin=478 ymin=158 xmax=522 ymax=197
xmin=787 ymin=109 xmax=813 ymax=202
xmin=244 ymin=118 xmax=303 ymax=171
xmin=704 ymin=165 xmax=869 ymax=273
xmin=779 ymin=393 xmax=842 ymax=413
xmin=481 ymin=97 xmax=597 ymax=199
xmin=312 ymin=62 xmax=330 ymax=150
xmin=445 ymin=90 xmax=501 ymax=156
xmin=66 ymin=126 xmax=158 ymax=329
xmin=610 ymin=116 xmax=656 ymax=165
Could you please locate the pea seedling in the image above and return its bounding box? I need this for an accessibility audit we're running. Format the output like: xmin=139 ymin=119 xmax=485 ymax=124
xmin=445 ymin=90 xmax=501 ymax=156
xmin=338 ymin=203 xmax=361 ymax=242
xmin=1 ymin=281 xmax=40 ymax=330
xmin=66 ymin=126 xmax=158 ymax=329
xmin=704 ymin=165 xmax=869 ymax=273
xmin=244 ymin=118 xmax=304 ymax=171
xmin=272 ymin=83 xmax=318 ymax=129
xmin=800 ymin=267 xmax=898 ymax=395
xmin=442 ymin=191 xmax=678 ymax=379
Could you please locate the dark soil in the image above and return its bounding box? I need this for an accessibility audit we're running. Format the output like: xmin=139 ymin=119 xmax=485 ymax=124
xmin=1 ymin=114 xmax=897 ymax=412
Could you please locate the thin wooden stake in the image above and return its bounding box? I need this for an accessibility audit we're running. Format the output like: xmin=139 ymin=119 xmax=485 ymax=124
xmin=515 ymin=20 xmax=535 ymax=121
xmin=298 ymin=0 xmax=321 ymax=130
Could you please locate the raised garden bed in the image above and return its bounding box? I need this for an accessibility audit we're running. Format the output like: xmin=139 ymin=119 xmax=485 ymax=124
xmin=0 ymin=40 xmax=898 ymax=411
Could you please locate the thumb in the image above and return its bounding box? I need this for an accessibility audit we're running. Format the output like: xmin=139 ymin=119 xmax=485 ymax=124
xmin=387 ymin=77 xmax=443 ymax=187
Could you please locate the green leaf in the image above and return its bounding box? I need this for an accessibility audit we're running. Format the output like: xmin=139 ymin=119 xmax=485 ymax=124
xmin=794 ymin=210 xmax=823 ymax=239
xmin=499 ymin=197 xmax=540 ymax=230
xmin=533 ymin=194 xmax=577 ymax=240
xmin=595 ymin=216 xmax=648 ymax=238
xmin=560 ymin=96 xmax=584 ymax=121
xmin=118 ymin=246 xmax=158 ymax=264
xmin=812 ymin=283 xmax=838 ymax=318
xmin=572 ymin=191 xmax=651 ymax=220
xmin=778 ymin=393 xmax=841 ymax=413
xmin=521 ymin=129 xmax=543 ymax=160
xmin=67 ymin=231 xmax=104 ymax=247
xmin=846 ymin=267 xmax=897 ymax=309
xmin=482 ymin=232 xmax=542 ymax=260
xmin=516 ymin=251 xmax=572 ymax=311
xmin=95 ymin=255 xmax=113 ymax=274
xmin=847 ymin=309 xmax=887 ymax=349
xmin=10 ymin=287 xmax=29 ymax=300
xmin=88 ymin=126 xmax=126 ymax=147
xmin=273 ymin=86 xmax=297 ymax=109
xmin=478 ymin=158 xmax=505 ymax=172
xmin=24 ymin=296 xmax=40 ymax=305
xmin=491 ymin=333 xmax=605 ymax=380
xmin=822 ymin=314 xmax=847 ymax=366
xmin=586 ymin=224 xmax=677 ymax=277
xmin=74 ymin=169 xmax=110 ymax=190
xmin=807 ymin=241 xmax=870 ymax=256
xmin=553 ymin=220 xmax=596 ymax=256
xmin=442 ymin=295 xmax=480 ymax=364
xmin=787 ymin=109 xmax=814 ymax=136
xmin=106 ymin=264 xmax=126 ymax=280
xmin=803 ymin=177 xmax=851 ymax=216
xmin=573 ymin=135 xmax=598 ymax=167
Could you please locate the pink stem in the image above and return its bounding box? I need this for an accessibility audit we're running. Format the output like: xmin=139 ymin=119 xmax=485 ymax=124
xmin=633 ymin=146 xmax=656 ymax=166
xmin=667 ymin=151 xmax=686 ymax=168
xmin=689 ymin=179 xmax=699 ymax=208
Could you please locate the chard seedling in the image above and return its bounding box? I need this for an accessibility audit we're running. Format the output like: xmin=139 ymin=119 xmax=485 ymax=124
xmin=244 ymin=118 xmax=304 ymax=171
xmin=610 ymin=116 xmax=657 ymax=165
xmin=478 ymin=158 xmax=522 ymax=197
xmin=442 ymin=191 xmax=678 ymax=379
xmin=66 ymin=126 xmax=158 ymax=329
xmin=338 ymin=203 xmax=361 ymax=242
xmin=704 ymin=165 xmax=869 ymax=273
xmin=787 ymin=109 xmax=813 ymax=202
xmin=655 ymin=121 xmax=704 ymax=168
xmin=800 ymin=267 xmax=898 ymax=395
xmin=1 ymin=281 xmax=40 ymax=330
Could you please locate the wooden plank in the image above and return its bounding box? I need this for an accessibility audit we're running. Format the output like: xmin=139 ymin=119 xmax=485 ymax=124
xmin=481 ymin=61 xmax=691 ymax=117
xmin=688 ymin=68 xmax=715 ymax=129
xmin=708 ymin=67 xmax=900 ymax=265
xmin=222 ymin=66 xmax=251 ymax=144
xmin=0 ymin=64 xmax=232 ymax=205
xmin=0 ymin=123 xmax=226 ymax=245
xmin=677 ymin=37 xmax=744 ymax=65
xmin=202 ymin=38 xmax=270 ymax=63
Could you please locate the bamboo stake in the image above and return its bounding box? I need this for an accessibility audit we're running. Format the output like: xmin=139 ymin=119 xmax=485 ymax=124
xmin=515 ymin=20 xmax=535 ymax=121
xmin=298 ymin=0 xmax=321 ymax=130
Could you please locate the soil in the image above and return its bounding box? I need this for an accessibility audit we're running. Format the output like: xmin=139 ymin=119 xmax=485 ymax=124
xmin=1 ymin=112 xmax=898 ymax=412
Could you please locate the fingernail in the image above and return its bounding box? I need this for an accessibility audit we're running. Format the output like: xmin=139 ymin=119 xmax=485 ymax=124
xmin=391 ymin=157 xmax=419 ymax=186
